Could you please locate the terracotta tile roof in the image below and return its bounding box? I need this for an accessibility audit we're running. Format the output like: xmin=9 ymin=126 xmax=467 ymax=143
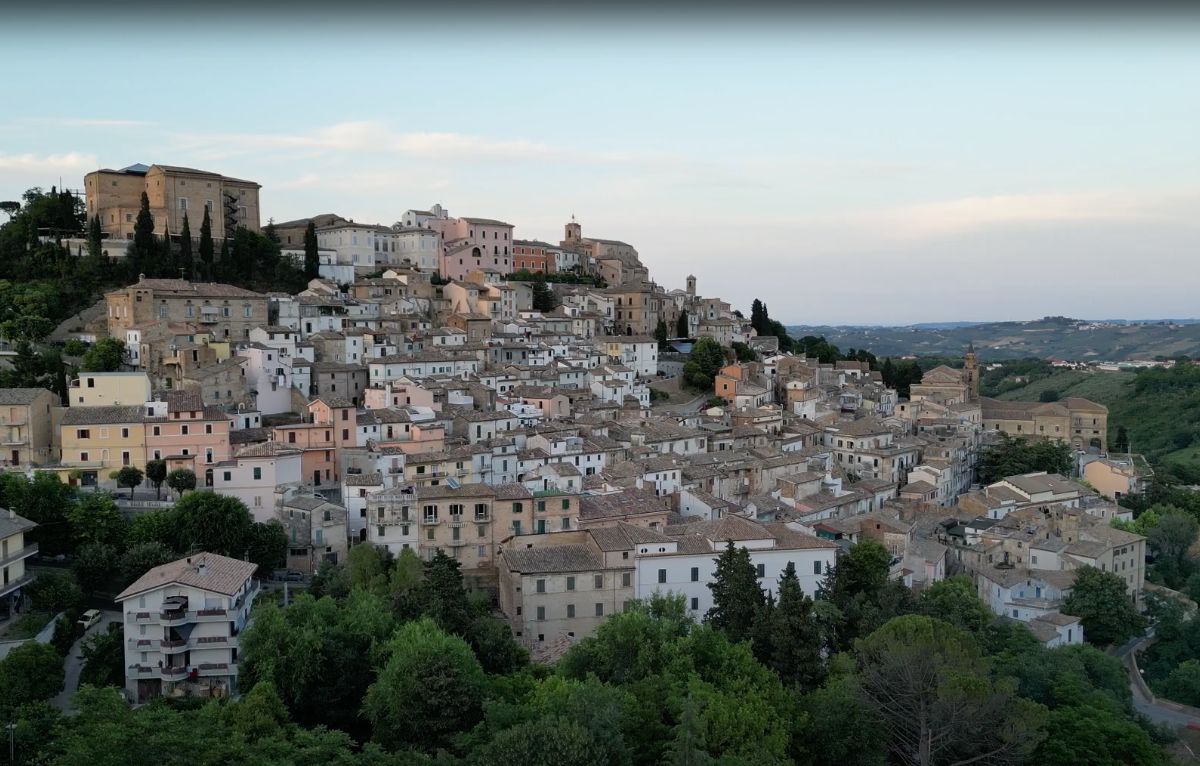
xmin=116 ymin=552 xmax=257 ymax=601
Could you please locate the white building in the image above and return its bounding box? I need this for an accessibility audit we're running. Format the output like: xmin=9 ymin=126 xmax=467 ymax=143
xmin=634 ymin=515 xmax=837 ymax=619
xmin=211 ymin=443 xmax=303 ymax=521
xmin=117 ymin=552 xmax=259 ymax=703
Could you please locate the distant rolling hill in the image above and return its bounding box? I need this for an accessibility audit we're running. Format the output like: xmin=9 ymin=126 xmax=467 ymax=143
xmin=787 ymin=317 xmax=1200 ymax=362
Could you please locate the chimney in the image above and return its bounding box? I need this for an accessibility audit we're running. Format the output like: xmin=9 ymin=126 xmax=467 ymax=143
xmin=197 ymin=562 xmax=207 ymax=576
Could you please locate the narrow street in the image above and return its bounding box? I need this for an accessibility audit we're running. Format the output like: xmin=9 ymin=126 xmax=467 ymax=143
xmin=50 ymin=610 xmax=120 ymax=712
xmin=1113 ymin=633 xmax=1200 ymax=729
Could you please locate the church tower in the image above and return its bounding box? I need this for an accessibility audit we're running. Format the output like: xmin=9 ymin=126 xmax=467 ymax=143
xmin=563 ymin=215 xmax=581 ymax=246
xmin=963 ymin=342 xmax=979 ymax=401
xmin=686 ymin=274 xmax=696 ymax=296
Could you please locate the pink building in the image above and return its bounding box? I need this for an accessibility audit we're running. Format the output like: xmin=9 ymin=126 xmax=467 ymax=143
xmin=144 ymin=391 xmax=232 ymax=481
xmin=431 ymin=216 xmax=514 ymax=281
xmin=271 ymin=398 xmax=357 ymax=487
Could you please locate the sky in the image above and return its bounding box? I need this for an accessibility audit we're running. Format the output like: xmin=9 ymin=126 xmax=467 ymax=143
xmin=3 ymin=5 xmax=1199 ymax=325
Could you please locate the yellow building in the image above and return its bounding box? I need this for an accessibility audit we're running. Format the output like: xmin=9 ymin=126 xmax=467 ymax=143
xmin=68 ymin=372 xmax=153 ymax=407
xmin=58 ymin=405 xmax=148 ymax=489
xmin=85 ymin=163 xmax=260 ymax=241
xmin=1 ymin=510 xmax=38 ymax=615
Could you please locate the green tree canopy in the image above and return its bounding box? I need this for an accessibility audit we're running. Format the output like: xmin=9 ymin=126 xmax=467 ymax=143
xmin=79 ymin=337 xmax=126 ymax=372
xmin=705 ymin=541 xmax=764 ymax=645
xmin=363 ymin=616 xmax=487 ymax=753
xmin=682 ymin=337 xmax=726 ymax=391
xmin=1061 ymin=566 xmax=1146 ymax=647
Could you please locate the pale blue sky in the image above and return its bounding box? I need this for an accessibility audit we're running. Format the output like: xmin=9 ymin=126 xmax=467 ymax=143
xmin=3 ymin=8 xmax=1199 ymax=324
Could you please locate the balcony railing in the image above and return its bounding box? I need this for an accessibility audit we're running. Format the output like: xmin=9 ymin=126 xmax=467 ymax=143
xmin=0 ymin=572 xmax=34 ymax=598
xmin=0 ymin=542 xmax=37 ymax=568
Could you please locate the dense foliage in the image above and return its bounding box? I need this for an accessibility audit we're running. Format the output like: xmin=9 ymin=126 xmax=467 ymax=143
xmin=976 ymin=433 xmax=1074 ymax=484
xmin=0 ymin=536 xmax=1173 ymax=765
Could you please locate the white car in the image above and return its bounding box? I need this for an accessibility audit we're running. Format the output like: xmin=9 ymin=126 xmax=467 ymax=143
xmin=77 ymin=609 xmax=102 ymax=631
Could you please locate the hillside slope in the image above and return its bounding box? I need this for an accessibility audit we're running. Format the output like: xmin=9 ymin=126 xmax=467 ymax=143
xmin=789 ymin=317 xmax=1200 ymax=361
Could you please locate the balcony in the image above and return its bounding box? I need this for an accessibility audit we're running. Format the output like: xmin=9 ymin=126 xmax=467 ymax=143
xmin=160 ymin=639 xmax=187 ymax=653
xmin=161 ymin=665 xmax=189 ymax=681
xmin=159 ymin=608 xmax=188 ymax=626
xmin=0 ymin=542 xmax=37 ymax=568
xmin=422 ymin=516 xmax=439 ymax=525
xmin=447 ymin=538 xmax=468 ymax=548
xmin=197 ymin=661 xmax=237 ymax=677
xmin=0 ymin=572 xmax=34 ymax=599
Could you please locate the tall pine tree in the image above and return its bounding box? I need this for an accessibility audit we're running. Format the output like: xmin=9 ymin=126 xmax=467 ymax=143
xmin=676 ymin=310 xmax=689 ymax=338
xmin=130 ymin=191 xmax=156 ymax=277
xmin=705 ymin=540 xmax=764 ymax=644
xmin=178 ymin=212 xmax=194 ymax=280
xmin=86 ymin=214 xmax=102 ymax=259
xmin=752 ymin=562 xmax=824 ymax=690
xmin=303 ymin=221 xmax=320 ymax=280
xmin=198 ymin=206 xmax=214 ymax=281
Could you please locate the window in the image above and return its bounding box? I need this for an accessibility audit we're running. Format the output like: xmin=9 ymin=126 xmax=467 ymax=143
xmin=513 ymin=502 xmax=523 ymax=513
xmin=181 ymin=425 xmax=189 ymax=436
xmin=537 ymin=500 xmax=546 ymax=512
xmin=77 ymin=428 xmax=90 ymax=439
xmin=814 ymin=560 xmax=822 ymax=575
xmin=566 ymin=604 xmax=575 ymax=618
xmin=561 ymin=498 xmax=570 ymax=510
xmin=566 ymin=576 xmax=576 ymax=591
xmin=253 ymin=467 xmax=262 ymax=480
xmin=594 ymin=574 xmax=603 ymax=589
xmin=658 ymin=569 xmax=667 ymax=584
xmin=690 ymin=567 xmax=699 ymax=582
xmin=594 ymin=603 xmax=604 ymax=617
xmin=756 ymin=564 xmax=765 ymax=578
xmin=536 ymin=606 xmax=545 ymax=621
xmin=205 ymin=424 xmax=213 ymax=434
xmin=621 ymin=572 xmax=631 ymax=587
xmin=691 ymin=597 xmax=699 ymax=610
xmin=536 ymin=579 xmax=546 ymax=593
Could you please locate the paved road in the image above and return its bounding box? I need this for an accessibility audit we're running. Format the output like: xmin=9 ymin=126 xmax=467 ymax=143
xmin=51 ymin=610 xmax=120 ymax=712
xmin=656 ymin=393 xmax=709 ymax=415
xmin=1114 ymin=632 xmax=1200 ymax=729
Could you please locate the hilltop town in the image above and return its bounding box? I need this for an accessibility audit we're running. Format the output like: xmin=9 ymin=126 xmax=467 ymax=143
xmin=0 ymin=163 xmax=1190 ymax=764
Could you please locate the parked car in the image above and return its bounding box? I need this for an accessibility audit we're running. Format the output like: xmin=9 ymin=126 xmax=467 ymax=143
xmin=272 ymin=569 xmax=305 ymax=582
xmin=77 ymin=609 xmax=102 ymax=631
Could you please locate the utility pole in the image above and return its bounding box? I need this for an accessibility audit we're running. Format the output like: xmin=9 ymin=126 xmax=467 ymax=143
xmin=7 ymin=720 xmax=15 ymax=763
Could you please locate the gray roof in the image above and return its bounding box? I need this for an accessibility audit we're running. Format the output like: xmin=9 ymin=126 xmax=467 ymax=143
xmin=61 ymin=405 xmax=145 ymax=426
xmin=0 ymin=510 xmax=36 ymax=539
xmin=501 ymin=544 xmax=601 ymax=574
xmin=0 ymin=388 xmax=52 ymax=405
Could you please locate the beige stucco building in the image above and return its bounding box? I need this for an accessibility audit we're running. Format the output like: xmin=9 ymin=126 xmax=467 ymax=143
xmin=106 ymin=278 xmax=269 ymax=344
xmin=980 ymin=397 xmax=1108 ymax=451
xmin=0 ymin=388 xmax=58 ymax=468
xmin=85 ymin=163 xmax=260 ymax=241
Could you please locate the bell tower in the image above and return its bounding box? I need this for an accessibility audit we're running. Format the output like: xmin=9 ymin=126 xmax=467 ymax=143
xmin=964 ymin=342 xmax=979 ymax=401
xmin=686 ymin=274 xmax=696 ymax=296
xmin=563 ymin=214 xmax=581 ymax=246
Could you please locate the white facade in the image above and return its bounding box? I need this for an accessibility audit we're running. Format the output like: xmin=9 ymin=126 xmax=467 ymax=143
xmin=211 ymin=447 xmax=303 ymax=522
xmin=118 ymin=553 xmax=258 ymax=704
xmin=635 ymin=544 xmax=835 ymax=619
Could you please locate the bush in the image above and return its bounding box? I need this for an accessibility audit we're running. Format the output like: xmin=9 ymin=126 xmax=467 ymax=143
xmin=1039 ymin=389 xmax=1060 ymax=402
xmin=51 ymin=610 xmax=83 ymax=656
xmin=25 ymin=571 xmax=84 ymax=613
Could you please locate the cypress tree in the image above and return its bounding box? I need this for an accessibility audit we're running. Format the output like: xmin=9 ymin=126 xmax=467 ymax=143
xmin=131 ymin=191 xmax=156 ymax=276
xmin=676 ymin=310 xmax=689 ymax=339
xmin=753 ymin=562 xmax=824 ymax=690
xmin=303 ymin=221 xmax=320 ymax=280
xmin=161 ymin=223 xmax=174 ymax=278
xmin=198 ymin=207 xmax=214 ymax=280
xmin=217 ymin=235 xmax=232 ymax=283
xmin=86 ymin=214 xmax=102 ymax=259
xmin=705 ymin=540 xmax=764 ymax=644
xmin=178 ymin=212 xmax=194 ymax=280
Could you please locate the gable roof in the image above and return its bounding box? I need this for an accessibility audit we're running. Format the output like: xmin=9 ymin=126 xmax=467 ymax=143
xmin=116 ymin=551 xmax=257 ymax=601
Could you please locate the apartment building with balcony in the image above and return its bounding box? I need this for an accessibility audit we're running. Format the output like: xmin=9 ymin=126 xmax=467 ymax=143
xmin=116 ymin=552 xmax=258 ymax=703
xmin=0 ymin=388 xmax=57 ymax=468
xmin=0 ymin=510 xmax=38 ymax=617
xmin=415 ymin=483 xmax=497 ymax=581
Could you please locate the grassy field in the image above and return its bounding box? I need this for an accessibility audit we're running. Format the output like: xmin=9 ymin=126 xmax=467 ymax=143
xmin=994 ymin=369 xmax=1137 ymax=403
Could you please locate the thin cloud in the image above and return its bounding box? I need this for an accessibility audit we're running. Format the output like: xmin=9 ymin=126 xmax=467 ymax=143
xmin=0 ymin=152 xmax=99 ymax=173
